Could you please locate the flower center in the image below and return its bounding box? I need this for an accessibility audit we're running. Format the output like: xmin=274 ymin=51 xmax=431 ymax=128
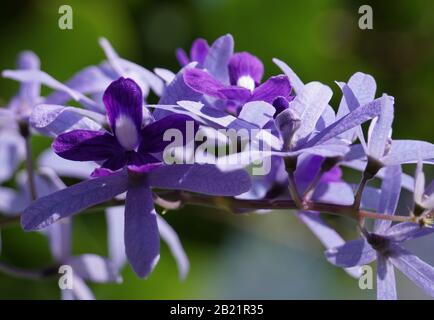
xmin=115 ymin=115 xmax=140 ymax=151
xmin=236 ymin=75 xmax=255 ymax=92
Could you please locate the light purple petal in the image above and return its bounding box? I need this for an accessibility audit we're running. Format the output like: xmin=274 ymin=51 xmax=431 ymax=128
xmin=359 ymin=186 xmax=381 ymax=211
xmin=0 ymin=187 xmax=24 ymax=215
xmin=0 ymin=130 xmax=25 ymax=183
xmin=148 ymin=164 xmax=251 ymax=196
xmin=68 ymin=254 xmax=121 ymax=283
xmin=21 ymin=170 xmax=128 ymax=230
xmin=336 ymin=72 xmax=376 ymax=144
xmin=118 ymin=59 xmax=165 ymax=97
xmin=297 ymin=211 xmax=361 ymax=278
xmin=203 ymin=34 xmax=234 ymax=83
xmin=376 ymin=253 xmax=397 ymax=300
xmin=385 ymin=222 xmax=434 ymax=242
xmin=45 ymin=218 xmax=71 ymax=262
xmin=71 ymin=276 xmax=95 ymax=300
xmin=124 ymin=178 xmax=160 ymax=278
xmin=367 ymin=94 xmax=394 ymax=159
xmin=45 ymin=66 xmax=112 ymax=109
xmin=336 ymin=83 xmax=367 ymax=147
xmin=312 ymin=182 xmax=355 ymax=206
xmin=289 ymin=82 xmax=333 ymax=145
xmin=157 ymin=215 xmax=190 ymax=280
xmin=374 ymin=165 xmax=402 ymax=234
xmin=106 ymin=206 xmax=127 ymax=271
xmin=272 ymin=58 xmax=304 ymax=93
xmin=237 ymin=101 xmax=276 ymax=129
xmin=389 ymin=245 xmax=434 ymax=297
xmin=250 ymin=75 xmax=292 ymax=104
xmin=38 ymin=149 xmax=98 ymax=179
xmin=325 ymin=239 xmax=376 ymax=268
xmin=2 ymin=69 xmax=97 ymax=109
xmin=17 ymin=51 xmax=41 ymax=105
xmin=305 ymin=95 xmax=385 ymax=148
xmin=30 ymin=104 xmax=104 ymax=137
xmin=382 ymin=140 xmax=434 ymax=166
xmin=228 ymin=52 xmax=264 ymax=85
xmin=154 ymin=68 xmax=176 ymax=84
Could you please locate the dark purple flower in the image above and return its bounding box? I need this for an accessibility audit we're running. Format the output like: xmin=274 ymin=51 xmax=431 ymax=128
xmin=22 ymin=77 xmax=252 ymax=278
xmin=183 ymin=52 xmax=292 ymax=115
xmin=52 ymin=77 xmax=193 ymax=177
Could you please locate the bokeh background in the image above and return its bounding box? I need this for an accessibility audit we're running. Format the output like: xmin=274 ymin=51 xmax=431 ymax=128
xmin=0 ymin=0 xmax=433 ymax=299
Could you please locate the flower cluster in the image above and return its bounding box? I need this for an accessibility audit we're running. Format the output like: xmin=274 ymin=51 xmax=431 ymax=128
xmin=1 ymin=34 xmax=433 ymax=299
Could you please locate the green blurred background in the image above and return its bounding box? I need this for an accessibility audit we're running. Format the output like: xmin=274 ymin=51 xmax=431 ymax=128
xmin=0 ymin=0 xmax=433 ymax=299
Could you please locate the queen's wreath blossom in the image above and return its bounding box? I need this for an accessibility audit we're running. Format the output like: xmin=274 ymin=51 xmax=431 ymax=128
xmin=0 ymin=34 xmax=434 ymax=300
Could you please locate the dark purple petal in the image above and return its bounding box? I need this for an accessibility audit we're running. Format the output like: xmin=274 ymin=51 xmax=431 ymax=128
xmin=249 ymin=75 xmax=291 ymax=104
xmin=175 ymin=48 xmax=190 ymax=67
xmin=377 ymin=253 xmax=397 ymax=300
xmin=21 ymin=170 xmax=128 ymax=230
xmin=139 ymin=114 xmax=198 ymax=154
xmin=102 ymin=77 xmax=143 ymax=134
xmin=374 ymin=165 xmax=402 ymax=234
xmin=53 ymin=130 xmax=122 ymax=162
xmin=124 ymin=177 xmax=160 ymax=278
xmin=183 ymin=68 xmax=226 ymax=99
xmin=389 ymin=245 xmax=434 ymax=297
xmin=325 ymin=239 xmax=376 ymax=268
xmin=148 ymin=164 xmax=251 ymax=196
xmin=321 ymin=166 xmax=342 ymax=183
xmin=272 ymin=96 xmax=290 ymax=116
xmin=190 ymin=38 xmax=209 ymax=65
xmin=228 ymin=52 xmax=264 ymax=86
xmin=218 ymin=86 xmax=251 ymax=102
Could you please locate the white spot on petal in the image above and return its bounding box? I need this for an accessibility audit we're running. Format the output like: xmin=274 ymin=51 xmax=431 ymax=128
xmin=115 ymin=115 xmax=139 ymax=151
xmin=237 ymin=75 xmax=255 ymax=92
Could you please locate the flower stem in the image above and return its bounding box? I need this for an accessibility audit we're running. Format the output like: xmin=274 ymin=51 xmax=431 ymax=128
xmin=20 ymin=124 xmax=37 ymax=201
xmin=0 ymin=261 xmax=58 ymax=280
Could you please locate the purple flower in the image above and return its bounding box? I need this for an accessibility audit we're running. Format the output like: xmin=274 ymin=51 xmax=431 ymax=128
xmin=338 ymin=81 xmax=434 ymax=169
xmin=183 ymin=52 xmax=291 ymax=116
xmin=325 ymin=165 xmax=434 ymax=299
xmin=51 ymin=77 xmax=191 ymax=177
xmin=21 ymin=77 xmax=252 ymax=278
xmin=176 ymin=38 xmax=210 ymax=67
